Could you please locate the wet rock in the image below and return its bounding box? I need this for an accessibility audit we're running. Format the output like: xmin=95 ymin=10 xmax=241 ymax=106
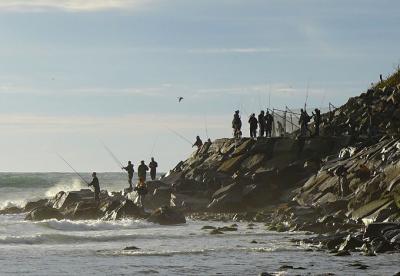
xmin=0 ymin=206 xmax=24 ymax=215
xmin=123 ymin=246 xmax=140 ymax=251
xmin=259 ymin=272 xmax=273 ymax=276
xmin=207 ymin=184 xmax=244 ymax=212
xmin=170 ymin=193 xmax=209 ymax=211
xmin=371 ymin=237 xmax=395 ymax=253
xmin=334 ymin=250 xmax=351 ymax=256
xmin=217 ymin=226 xmax=237 ymax=232
xmin=364 ymin=223 xmax=400 ymax=239
xmin=24 ymin=199 xmax=48 ymax=212
xmin=70 ymin=202 xmax=101 ymax=220
xmin=25 ymin=206 xmax=64 ymax=221
xmin=107 ymin=200 xmax=144 ymax=220
xmin=338 ymin=234 xmax=364 ymax=251
xmin=147 ymin=206 xmax=186 ymax=225
xmin=210 ymin=229 xmax=223 ymax=235
xmin=51 ymin=189 xmax=94 ymax=210
xmin=201 ymin=225 xmax=216 ymax=230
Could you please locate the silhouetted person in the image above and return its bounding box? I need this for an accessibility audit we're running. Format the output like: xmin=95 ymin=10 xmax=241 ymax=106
xmin=265 ymin=111 xmax=274 ymax=137
xmin=277 ymin=121 xmax=284 ymax=137
xmin=335 ymin=165 xmax=349 ymax=197
xmin=232 ymin=110 xmax=242 ymax=138
xmin=138 ymin=160 xmax=149 ymax=183
xmin=312 ymin=108 xmax=321 ymax=137
xmin=148 ymin=157 xmax=158 ymax=181
xmin=380 ymin=74 xmax=383 ymax=83
xmin=122 ymin=161 xmax=134 ymax=189
xmin=299 ymin=109 xmax=311 ymax=137
xmin=258 ymin=111 xmax=265 ymax=137
xmin=192 ymin=136 xmax=203 ymax=155
xmin=248 ymin=113 xmax=258 ymax=138
xmin=88 ymin=172 xmax=100 ymax=204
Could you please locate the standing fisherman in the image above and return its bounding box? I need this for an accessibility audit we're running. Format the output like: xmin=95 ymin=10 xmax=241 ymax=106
xmin=232 ymin=110 xmax=242 ymax=138
xmin=122 ymin=161 xmax=134 ymax=189
xmin=88 ymin=172 xmax=100 ymax=204
xmin=299 ymin=109 xmax=311 ymax=137
xmin=149 ymin=157 xmax=158 ymax=181
xmin=192 ymin=136 xmax=203 ymax=155
xmin=265 ymin=111 xmax=274 ymax=138
xmin=248 ymin=113 xmax=258 ymax=138
xmin=258 ymin=111 xmax=265 ymax=137
xmin=138 ymin=160 xmax=149 ymax=183
xmin=312 ymin=108 xmax=321 ymax=137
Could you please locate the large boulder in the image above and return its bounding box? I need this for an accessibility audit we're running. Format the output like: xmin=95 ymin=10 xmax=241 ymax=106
xmin=147 ymin=206 xmax=186 ymax=225
xmin=207 ymin=183 xmax=244 ymax=212
xmin=51 ymin=189 xmax=94 ymax=210
xmin=69 ymin=202 xmax=101 ymax=220
xmin=25 ymin=206 xmax=64 ymax=221
xmin=170 ymin=193 xmax=209 ymax=211
xmin=24 ymin=199 xmax=48 ymax=212
xmin=105 ymin=200 xmax=144 ymax=220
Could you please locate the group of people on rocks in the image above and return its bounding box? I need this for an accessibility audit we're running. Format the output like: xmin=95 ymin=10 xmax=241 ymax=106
xmin=232 ymin=110 xmax=274 ymax=139
xmin=299 ymin=108 xmax=322 ymax=137
xmin=88 ymin=158 xmax=158 ymax=208
xmin=232 ymin=108 xmax=322 ymax=139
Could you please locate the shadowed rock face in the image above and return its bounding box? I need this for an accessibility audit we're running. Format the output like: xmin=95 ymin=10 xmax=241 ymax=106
xmin=147 ymin=206 xmax=186 ymax=225
xmin=160 ymin=136 xmax=350 ymax=212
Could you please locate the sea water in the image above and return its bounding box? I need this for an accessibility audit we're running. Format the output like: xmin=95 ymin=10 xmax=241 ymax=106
xmin=0 ymin=173 xmax=399 ymax=276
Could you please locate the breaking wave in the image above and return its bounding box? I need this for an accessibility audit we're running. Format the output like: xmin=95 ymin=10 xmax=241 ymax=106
xmin=44 ymin=179 xmax=86 ymax=198
xmin=35 ymin=219 xmax=150 ymax=232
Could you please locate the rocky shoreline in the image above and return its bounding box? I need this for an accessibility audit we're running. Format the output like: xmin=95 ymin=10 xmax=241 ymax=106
xmin=2 ymin=72 xmax=400 ymax=259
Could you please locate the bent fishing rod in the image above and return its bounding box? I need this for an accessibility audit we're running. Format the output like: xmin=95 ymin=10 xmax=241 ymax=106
xmin=56 ymin=153 xmax=89 ymax=185
xmin=101 ymin=142 xmax=125 ymax=169
xmin=165 ymin=126 xmax=193 ymax=145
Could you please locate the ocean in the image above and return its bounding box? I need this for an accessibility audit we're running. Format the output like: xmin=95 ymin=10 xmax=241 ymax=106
xmin=0 ymin=173 xmax=399 ymax=275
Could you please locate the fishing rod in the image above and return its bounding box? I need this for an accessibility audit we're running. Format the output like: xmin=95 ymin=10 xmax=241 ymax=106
xmin=56 ymin=153 xmax=89 ymax=185
xmin=150 ymin=137 xmax=158 ymax=158
xmin=102 ymin=143 xmax=124 ymax=169
xmin=204 ymin=114 xmax=209 ymax=139
xmin=304 ymin=81 xmax=310 ymax=111
xmin=165 ymin=126 xmax=192 ymax=145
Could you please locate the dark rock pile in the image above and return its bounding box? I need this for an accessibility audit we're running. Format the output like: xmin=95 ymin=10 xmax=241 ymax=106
xmin=319 ymin=71 xmax=400 ymax=137
xmin=1 ymin=189 xmax=186 ymax=225
xmin=161 ymin=136 xmax=351 ymax=212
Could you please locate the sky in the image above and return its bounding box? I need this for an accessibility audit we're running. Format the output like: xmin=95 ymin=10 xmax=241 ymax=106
xmin=0 ymin=0 xmax=399 ymax=172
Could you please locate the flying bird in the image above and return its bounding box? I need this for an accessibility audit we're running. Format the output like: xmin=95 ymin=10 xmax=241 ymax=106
xmin=178 ymin=97 xmax=184 ymax=102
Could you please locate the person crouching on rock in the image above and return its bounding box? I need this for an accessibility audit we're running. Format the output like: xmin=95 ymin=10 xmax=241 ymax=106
xmin=134 ymin=179 xmax=148 ymax=208
xmin=88 ymin=172 xmax=100 ymax=205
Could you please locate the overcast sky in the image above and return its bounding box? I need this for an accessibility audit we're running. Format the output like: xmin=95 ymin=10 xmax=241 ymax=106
xmin=0 ymin=0 xmax=399 ymax=172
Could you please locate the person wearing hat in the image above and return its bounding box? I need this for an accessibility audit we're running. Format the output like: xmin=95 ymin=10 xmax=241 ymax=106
xmin=137 ymin=160 xmax=149 ymax=183
xmin=122 ymin=161 xmax=135 ymax=189
xmin=148 ymin=157 xmax=158 ymax=181
xmin=88 ymin=172 xmax=100 ymax=204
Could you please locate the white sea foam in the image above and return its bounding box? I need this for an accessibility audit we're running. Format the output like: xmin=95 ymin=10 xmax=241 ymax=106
xmin=0 ymin=199 xmax=27 ymax=209
xmin=36 ymin=219 xmax=150 ymax=232
xmin=44 ymin=179 xmax=86 ymax=198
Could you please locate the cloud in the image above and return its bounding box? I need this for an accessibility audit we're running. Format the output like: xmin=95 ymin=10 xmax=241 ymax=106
xmin=187 ymin=48 xmax=278 ymax=54
xmin=0 ymin=0 xmax=151 ymax=12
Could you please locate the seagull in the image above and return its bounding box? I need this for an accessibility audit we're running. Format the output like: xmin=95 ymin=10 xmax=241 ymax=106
xmin=178 ymin=97 xmax=184 ymax=103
